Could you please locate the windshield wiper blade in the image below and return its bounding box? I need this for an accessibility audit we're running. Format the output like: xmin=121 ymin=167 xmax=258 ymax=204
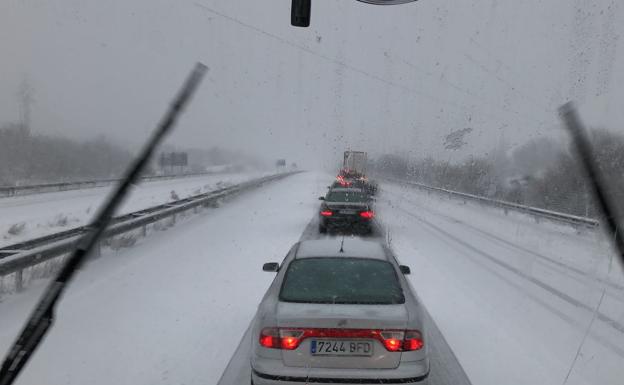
xmin=0 ymin=63 xmax=207 ymax=385
xmin=559 ymin=102 xmax=624 ymax=267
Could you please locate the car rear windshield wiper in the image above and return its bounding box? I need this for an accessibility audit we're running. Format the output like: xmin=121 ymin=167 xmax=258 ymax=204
xmin=0 ymin=63 xmax=207 ymax=385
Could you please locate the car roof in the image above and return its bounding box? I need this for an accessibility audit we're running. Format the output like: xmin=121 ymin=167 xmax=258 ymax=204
xmin=295 ymin=239 xmax=388 ymax=261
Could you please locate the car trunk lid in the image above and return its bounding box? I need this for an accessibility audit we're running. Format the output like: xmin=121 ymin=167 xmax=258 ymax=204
xmin=276 ymin=302 xmax=406 ymax=369
xmin=325 ymin=202 xmax=369 ymax=217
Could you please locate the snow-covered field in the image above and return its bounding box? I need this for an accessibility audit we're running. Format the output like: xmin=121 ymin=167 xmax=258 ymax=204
xmin=0 ymin=172 xmax=269 ymax=248
xmin=378 ymin=182 xmax=624 ymax=385
xmin=0 ymin=171 xmax=327 ymax=385
xmin=1 ymin=173 xmax=622 ymax=385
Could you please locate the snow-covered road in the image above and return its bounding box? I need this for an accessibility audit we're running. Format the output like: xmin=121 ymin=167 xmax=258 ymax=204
xmin=1 ymin=173 xmax=622 ymax=385
xmin=0 ymin=172 xmax=268 ymax=248
xmin=378 ymin=182 xmax=624 ymax=385
xmin=0 ymin=171 xmax=325 ymax=385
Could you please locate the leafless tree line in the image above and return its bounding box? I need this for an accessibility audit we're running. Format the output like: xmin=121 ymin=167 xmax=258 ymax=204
xmin=372 ymin=129 xmax=624 ymax=218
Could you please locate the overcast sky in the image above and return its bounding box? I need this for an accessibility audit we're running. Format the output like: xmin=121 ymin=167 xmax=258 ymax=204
xmin=1 ymin=0 xmax=622 ymax=169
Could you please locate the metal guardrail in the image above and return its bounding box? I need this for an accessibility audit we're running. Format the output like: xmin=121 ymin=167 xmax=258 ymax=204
xmin=0 ymin=172 xmax=298 ymax=289
xmin=387 ymin=178 xmax=599 ymax=228
xmin=0 ymin=171 xmax=233 ymax=198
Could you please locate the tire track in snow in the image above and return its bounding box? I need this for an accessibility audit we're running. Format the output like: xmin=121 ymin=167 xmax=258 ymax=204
xmin=385 ymin=189 xmax=624 ymax=296
xmin=390 ymin=204 xmax=624 ymax=358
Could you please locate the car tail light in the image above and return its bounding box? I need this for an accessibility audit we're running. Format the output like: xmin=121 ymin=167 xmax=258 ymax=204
xmin=259 ymin=328 xmax=304 ymax=350
xmin=259 ymin=327 xmax=280 ymax=348
xmin=320 ymin=210 xmax=333 ymax=217
xmin=279 ymin=330 xmax=304 ymax=350
xmin=403 ymin=331 xmax=424 ymax=351
xmin=359 ymin=210 xmax=375 ymax=219
xmin=259 ymin=328 xmax=423 ymax=352
xmin=380 ymin=331 xmax=404 ymax=351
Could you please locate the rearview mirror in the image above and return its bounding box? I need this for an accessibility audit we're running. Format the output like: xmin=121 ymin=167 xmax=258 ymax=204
xmin=357 ymin=0 xmax=420 ymax=4
xmin=318 ymin=196 xmax=325 ymax=200
xmin=399 ymin=265 xmax=411 ymax=275
xmin=263 ymin=262 xmax=280 ymax=272
xmin=291 ymin=0 xmax=311 ymax=27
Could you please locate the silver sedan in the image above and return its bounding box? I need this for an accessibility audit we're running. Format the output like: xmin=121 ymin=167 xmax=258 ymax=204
xmin=250 ymin=238 xmax=429 ymax=384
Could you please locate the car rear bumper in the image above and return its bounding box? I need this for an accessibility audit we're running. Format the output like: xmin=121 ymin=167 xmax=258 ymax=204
xmin=251 ymin=358 xmax=429 ymax=384
xmin=320 ymin=217 xmax=373 ymax=232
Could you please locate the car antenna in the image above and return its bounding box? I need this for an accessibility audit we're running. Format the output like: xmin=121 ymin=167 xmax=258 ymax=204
xmin=339 ymin=236 xmax=345 ymax=253
xmin=0 ymin=63 xmax=208 ymax=385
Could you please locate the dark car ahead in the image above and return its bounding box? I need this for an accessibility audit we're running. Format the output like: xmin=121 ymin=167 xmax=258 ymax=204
xmin=318 ymin=187 xmax=374 ymax=234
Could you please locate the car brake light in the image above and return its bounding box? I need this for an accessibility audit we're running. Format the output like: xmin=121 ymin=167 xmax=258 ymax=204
xmin=280 ymin=336 xmax=299 ymax=349
xmin=380 ymin=331 xmax=404 ymax=351
xmin=259 ymin=327 xmax=280 ymax=348
xmin=403 ymin=330 xmax=424 ymax=351
xmin=320 ymin=210 xmax=333 ymax=217
xmin=259 ymin=328 xmax=423 ymax=352
xmin=259 ymin=328 xmax=304 ymax=350
xmin=359 ymin=210 xmax=375 ymax=219
xmin=279 ymin=330 xmax=304 ymax=350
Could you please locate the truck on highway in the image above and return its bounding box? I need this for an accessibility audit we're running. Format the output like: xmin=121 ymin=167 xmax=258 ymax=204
xmin=343 ymin=151 xmax=367 ymax=176
xmin=338 ymin=151 xmax=378 ymax=196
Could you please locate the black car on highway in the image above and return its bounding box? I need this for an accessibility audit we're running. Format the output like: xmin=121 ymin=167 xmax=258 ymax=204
xmin=318 ymin=187 xmax=375 ymax=234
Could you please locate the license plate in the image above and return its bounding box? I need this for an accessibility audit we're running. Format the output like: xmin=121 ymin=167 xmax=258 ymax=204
xmin=339 ymin=210 xmax=356 ymax=215
xmin=310 ymin=340 xmax=373 ymax=356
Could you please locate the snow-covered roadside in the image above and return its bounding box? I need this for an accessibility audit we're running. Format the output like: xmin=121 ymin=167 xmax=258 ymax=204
xmin=385 ymin=182 xmax=623 ymax=289
xmin=0 ymin=171 xmax=327 ymax=385
xmin=378 ymin=182 xmax=624 ymax=385
xmin=0 ymin=172 xmax=271 ymax=248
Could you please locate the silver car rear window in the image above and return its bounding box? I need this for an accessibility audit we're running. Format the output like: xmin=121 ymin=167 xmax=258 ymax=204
xmin=279 ymin=257 xmax=405 ymax=304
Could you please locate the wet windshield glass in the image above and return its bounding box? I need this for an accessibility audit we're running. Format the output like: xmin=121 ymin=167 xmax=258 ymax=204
xmin=1 ymin=1 xmax=623 ymax=385
xmin=280 ymin=258 xmax=404 ymax=304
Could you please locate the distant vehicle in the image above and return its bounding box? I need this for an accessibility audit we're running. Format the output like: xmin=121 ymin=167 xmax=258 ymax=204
xmin=318 ymin=187 xmax=374 ymax=234
xmin=351 ymin=177 xmax=378 ymax=196
xmin=330 ymin=176 xmax=355 ymax=188
xmin=252 ymin=238 xmax=429 ymax=384
xmin=343 ymin=150 xmax=367 ymax=176
xmin=329 ymin=180 xmax=350 ymax=190
xmin=330 ymin=178 xmax=378 ymax=196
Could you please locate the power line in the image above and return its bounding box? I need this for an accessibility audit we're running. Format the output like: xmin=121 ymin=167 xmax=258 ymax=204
xmin=193 ymin=2 xmax=551 ymax=128
xmin=388 ymin=52 xmax=550 ymax=125
xmin=467 ymin=36 xmax=561 ymax=113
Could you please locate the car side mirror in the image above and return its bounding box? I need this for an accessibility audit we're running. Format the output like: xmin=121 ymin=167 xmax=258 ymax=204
xmin=399 ymin=265 xmax=411 ymax=275
xmin=318 ymin=196 xmax=325 ymax=201
xmin=263 ymin=262 xmax=280 ymax=272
